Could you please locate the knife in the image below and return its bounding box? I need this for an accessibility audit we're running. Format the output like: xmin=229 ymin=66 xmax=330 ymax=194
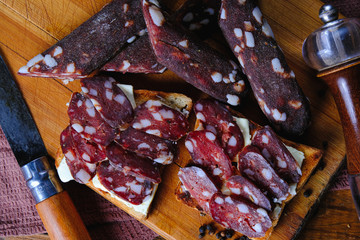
xmin=0 ymin=55 xmax=91 ymax=240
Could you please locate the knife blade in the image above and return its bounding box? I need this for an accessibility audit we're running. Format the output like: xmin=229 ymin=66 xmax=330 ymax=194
xmin=0 ymin=55 xmax=91 ymax=240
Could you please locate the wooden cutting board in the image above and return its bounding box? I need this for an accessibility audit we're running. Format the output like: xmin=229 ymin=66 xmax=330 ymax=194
xmin=0 ymin=0 xmax=347 ymax=239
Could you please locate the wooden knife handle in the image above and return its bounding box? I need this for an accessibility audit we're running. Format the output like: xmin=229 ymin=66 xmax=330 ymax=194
xmin=36 ymin=191 xmax=91 ymax=240
xmin=319 ymin=60 xmax=360 ymax=175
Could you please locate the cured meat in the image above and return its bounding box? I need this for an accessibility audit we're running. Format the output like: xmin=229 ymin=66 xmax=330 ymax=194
xmin=60 ymin=126 xmax=96 ymax=184
xmin=178 ymin=166 xmax=219 ymax=213
xmin=101 ymin=33 xmax=166 ymax=74
xmin=226 ymin=175 xmax=271 ymax=211
xmin=131 ymin=100 xmax=188 ymax=141
xmin=194 ymin=99 xmax=244 ymax=159
xmin=69 ymin=125 xmax=106 ymax=164
xmin=80 ymin=76 xmax=134 ymax=128
xmin=118 ymin=127 xmax=175 ymax=165
xmin=252 ymin=126 xmax=302 ymax=183
xmin=209 ymin=193 xmax=272 ymax=238
xmin=142 ymin=0 xmax=248 ymax=106
xmin=106 ymin=142 xmax=161 ymax=183
xmin=219 ymin=0 xmax=311 ymax=135
xmin=18 ymin=0 xmax=146 ymax=80
xmin=185 ymin=130 xmax=233 ymax=181
xmin=97 ymin=161 xmax=154 ymax=205
xmin=238 ymin=146 xmax=289 ymax=202
xmin=67 ymin=92 xmax=117 ymax=146
xmin=172 ymin=0 xmax=220 ymax=39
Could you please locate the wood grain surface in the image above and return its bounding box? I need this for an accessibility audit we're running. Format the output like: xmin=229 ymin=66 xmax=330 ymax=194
xmin=0 ymin=0 xmax=359 ymax=239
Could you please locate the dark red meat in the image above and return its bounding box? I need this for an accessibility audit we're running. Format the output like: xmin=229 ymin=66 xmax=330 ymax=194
xmin=106 ymin=142 xmax=161 ymax=183
xmin=132 ymin=99 xmax=188 ymax=141
xmin=80 ymin=76 xmax=134 ymax=128
xmin=97 ymin=161 xmax=154 ymax=205
xmin=194 ymin=99 xmax=244 ymax=159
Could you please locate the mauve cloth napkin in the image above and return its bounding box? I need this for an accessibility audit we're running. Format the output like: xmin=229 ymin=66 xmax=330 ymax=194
xmin=1 ymin=0 xmax=359 ymax=238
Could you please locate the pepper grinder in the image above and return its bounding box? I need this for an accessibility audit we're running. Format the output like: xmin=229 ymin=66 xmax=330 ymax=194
xmin=303 ymin=4 xmax=360 ymax=219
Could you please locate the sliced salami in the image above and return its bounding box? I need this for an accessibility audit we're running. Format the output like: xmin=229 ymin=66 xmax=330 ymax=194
xmin=209 ymin=193 xmax=272 ymax=238
xmin=80 ymin=76 xmax=134 ymax=128
xmin=67 ymin=92 xmax=117 ymax=146
xmin=172 ymin=0 xmax=220 ymax=39
xmin=194 ymin=99 xmax=244 ymax=159
xmin=252 ymin=126 xmax=302 ymax=183
xmin=69 ymin=125 xmax=106 ymax=164
xmin=101 ymin=33 xmax=166 ymax=74
xmin=106 ymin=142 xmax=161 ymax=183
xmin=131 ymin=100 xmax=188 ymax=141
xmin=226 ymin=175 xmax=271 ymax=211
xmin=97 ymin=161 xmax=154 ymax=205
xmin=118 ymin=127 xmax=175 ymax=165
xmin=60 ymin=126 xmax=96 ymax=184
xmin=18 ymin=0 xmax=146 ymax=80
xmin=178 ymin=166 xmax=219 ymax=213
xmin=219 ymin=0 xmax=311 ymax=135
xmin=238 ymin=146 xmax=289 ymax=202
xmin=185 ymin=130 xmax=233 ymax=181
xmin=142 ymin=0 xmax=247 ymax=106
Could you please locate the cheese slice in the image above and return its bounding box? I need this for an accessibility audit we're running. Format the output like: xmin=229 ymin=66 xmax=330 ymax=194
xmin=117 ymin=83 xmax=136 ymax=109
xmin=233 ymin=117 xmax=251 ymax=146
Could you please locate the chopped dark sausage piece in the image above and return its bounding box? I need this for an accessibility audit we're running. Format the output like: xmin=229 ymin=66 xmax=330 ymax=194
xmin=172 ymin=0 xmax=221 ymax=39
xmin=132 ymin=99 xmax=188 ymax=141
xmin=60 ymin=126 xmax=96 ymax=184
xmin=238 ymin=146 xmax=289 ymax=202
xmin=97 ymin=161 xmax=154 ymax=205
xmin=106 ymin=142 xmax=161 ymax=183
xmin=209 ymin=193 xmax=272 ymax=238
xmin=80 ymin=76 xmax=134 ymax=128
xmin=118 ymin=127 xmax=175 ymax=165
xmin=18 ymin=0 xmax=146 ymax=80
xmin=226 ymin=175 xmax=271 ymax=211
xmin=178 ymin=166 xmax=219 ymax=213
xmin=194 ymin=99 xmax=244 ymax=159
xmin=219 ymin=0 xmax=311 ymax=135
xmin=252 ymin=126 xmax=302 ymax=183
xmin=185 ymin=130 xmax=233 ymax=181
xmin=67 ymin=92 xmax=117 ymax=146
xmin=69 ymin=125 xmax=106 ymax=164
xmin=142 ymin=0 xmax=247 ymax=106
xmin=101 ymin=33 xmax=166 ymax=74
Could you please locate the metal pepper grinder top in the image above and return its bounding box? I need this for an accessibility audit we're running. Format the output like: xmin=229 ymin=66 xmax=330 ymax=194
xmin=303 ymin=4 xmax=360 ymax=219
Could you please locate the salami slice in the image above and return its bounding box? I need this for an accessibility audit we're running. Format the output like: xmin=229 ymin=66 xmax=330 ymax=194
xmin=118 ymin=127 xmax=175 ymax=165
xmin=178 ymin=166 xmax=219 ymax=213
xmin=60 ymin=126 xmax=96 ymax=184
xmin=142 ymin=0 xmax=247 ymax=106
xmin=18 ymin=0 xmax=146 ymax=80
xmin=194 ymin=99 xmax=244 ymax=159
xmin=209 ymin=193 xmax=272 ymax=238
xmin=67 ymin=92 xmax=117 ymax=146
xmin=101 ymin=33 xmax=166 ymax=74
xmin=238 ymin=146 xmax=289 ymax=202
xmin=97 ymin=161 xmax=154 ymax=205
xmin=252 ymin=126 xmax=302 ymax=183
xmin=185 ymin=130 xmax=233 ymax=181
xmin=172 ymin=0 xmax=220 ymax=39
xmin=106 ymin=142 xmax=161 ymax=183
xmin=219 ymin=0 xmax=311 ymax=135
xmin=80 ymin=76 xmax=134 ymax=128
xmin=131 ymin=100 xmax=188 ymax=141
xmin=226 ymin=175 xmax=271 ymax=211
xmin=69 ymin=125 xmax=106 ymax=164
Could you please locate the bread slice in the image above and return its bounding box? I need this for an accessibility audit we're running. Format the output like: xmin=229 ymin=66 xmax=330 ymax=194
xmin=56 ymin=88 xmax=193 ymax=220
xmin=175 ymin=105 xmax=323 ymax=239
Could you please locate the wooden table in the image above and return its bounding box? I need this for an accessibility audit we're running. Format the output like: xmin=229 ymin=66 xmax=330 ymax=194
xmin=1 ymin=0 xmax=360 ymax=239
